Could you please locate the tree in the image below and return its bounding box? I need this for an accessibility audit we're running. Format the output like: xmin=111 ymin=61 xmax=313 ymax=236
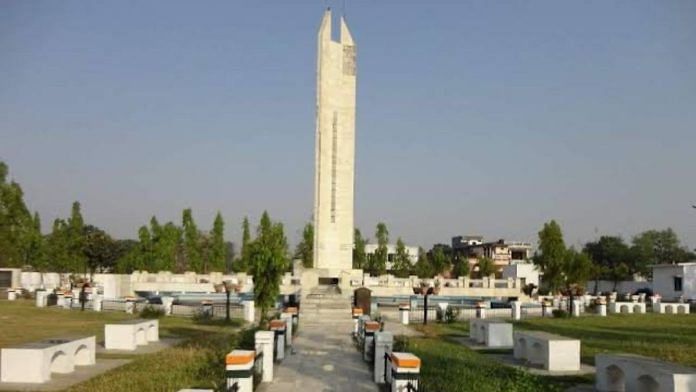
xmin=67 ymin=201 xmax=86 ymax=273
xmin=234 ymin=216 xmax=251 ymax=272
xmin=413 ymin=247 xmax=433 ymax=278
xmin=451 ymin=259 xmax=470 ymax=279
xmin=391 ymin=237 xmax=411 ymax=278
xmin=564 ymin=248 xmax=593 ymax=292
xmin=247 ymin=211 xmax=288 ymax=324
xmin=294 ymin=222 xmax=314 ymax=268
xmin=533 ymin=220 xmax=568 ymax=293
xmin=207 ymin=212 xmax=226 ymax=272
xmin=368 ymin=222 xmax=389 ymax=276
xmin=583 ymin=236 xmax=632 ymax=290
xmin=0 ymin=161 xmax=35 ymax=267
xmin=25 ymin=212 xmax=45 ymax=269
xmin=476 ymin=257 xmax=496 ymax=278
xmin=631 ymin=229 xmax=694 ymax=273
xmin=46 ymin=219 xmax=71 ymax=272
xmin=428 ymin=244 xmax=452 ymax=276
xmin=82 ymin=225 xmax=120 ymax=275
xmin=353 ymin=228 xmax=367 ymax=269
xmin=182 ymin=208 xmax=202 ymax=272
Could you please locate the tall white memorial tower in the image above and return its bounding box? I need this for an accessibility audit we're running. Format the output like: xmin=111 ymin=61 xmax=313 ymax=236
xmin=312 ymin=9 xmax=356 ymax=275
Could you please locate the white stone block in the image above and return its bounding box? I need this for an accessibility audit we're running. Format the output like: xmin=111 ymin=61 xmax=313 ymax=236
xmin=373 ymin=332 xmax=393 ymax=384
xmin=469 ymin=319 xmax=513 ymax=347
xmin=7 ymin=289 xmax=17 ymax=301
xmin=255 ymin=331 xmax=274 ymax=382
xmin=399 ymin=305 xmax=410 ymax=325
xmin=511 ymin=301 xmax=521 ymax=320
xmin=514 ymin=331 xmax=580 ymax=372
xmin=225 ymin=350 xmax=254 ymax=392
xmin=35 ymin=290 xmax=48 ymax=307
xmin=654 ymin=303 xmax=690 ymax=314
xmin=242 ymin=300 xmax=255 ymax=322
xmin=595 ymin=353 xmax=696 ymax=392
xmin=597 ymin=303 xmax=607 ymax=317
xmin=610 ymin=302 xmax=646 ymax=314
xmin=161 ymin=296 xmax=174 ymax=315
xmin=104 ymin=319 xmax=159 ymax=351
xmin=280 ymin=314 xmax=293 ymax=348
xmin=92 ymin=295 xmax=103 ymax=312
xmin=572 ymin=300 xmax=582 ymax=317
xmin=387 ymin=352 xmax=420 ymax=392
xmin=0 ymin=336 xmax=95 ymax=383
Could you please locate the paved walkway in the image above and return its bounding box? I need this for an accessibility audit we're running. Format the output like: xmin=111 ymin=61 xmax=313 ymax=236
xmin=257 ymin=317 xmax=379 ymax=392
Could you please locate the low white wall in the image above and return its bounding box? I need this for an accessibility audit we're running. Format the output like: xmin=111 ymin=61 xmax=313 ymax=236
xmin=585 ymin=280 xmax=651 ymax=295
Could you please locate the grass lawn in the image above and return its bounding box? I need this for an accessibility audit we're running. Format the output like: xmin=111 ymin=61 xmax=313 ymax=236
xmin=407 ymin=324 xmax=586 ymax=391
xmin=0 ymin=300 xmax=249 ymax=391
xmin=515 ymin=313 xmax=696 ymax=366
xmin=405 ymin=313 xmax=696 ymax=391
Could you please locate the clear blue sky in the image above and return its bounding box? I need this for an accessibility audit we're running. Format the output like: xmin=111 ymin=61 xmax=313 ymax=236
xmin=2 ymin=0 xmax=695 ymax=250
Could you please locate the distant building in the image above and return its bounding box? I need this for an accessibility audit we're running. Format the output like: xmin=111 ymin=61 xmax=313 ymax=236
xmin=502 ymin=263 xmax=540 ymax=287
xmin=365 ymin=243 xmax=419 ymax=271
xmin=451 ymin=236 xmax=533 ymax=274
xmin=652 ymin=262 xmax=696 ymax=301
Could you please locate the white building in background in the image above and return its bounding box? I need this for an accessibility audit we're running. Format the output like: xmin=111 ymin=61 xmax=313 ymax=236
xmin=652 ymin=262 xmax=696 ymax=301
xmin=364 ymin=243 xmax=419 ymax=271
xmin=502 ymin=263 xmax=540 ymax=287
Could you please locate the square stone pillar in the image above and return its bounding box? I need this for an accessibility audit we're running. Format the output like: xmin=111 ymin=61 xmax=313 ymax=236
xmin=63 ymin=294 xmax=73 ymax=309
xmin=542 ymin=302 xmax=550 ymax=317
xmin=242 ymin=300 xmax=255 ymax=323
xmin=225 ymin=350 xmax=254 ymax=392
xmin=280 ymin=313 xmax=293 ymax=348
xmin=363 ymin=321 xmax=380 ymax=362
xmin=373 ymin=332 xmax=393 ymax=384
xmin=285 ymin=306 xmax=298 ymax=328
xmin=255 ymin=331 xmax=274 ymax=383
xmin=572 ymin=300 xmax=582 ymax=317
xmin=597 ymin=299 xmax=607 ymax=317
xmin=56 ymin=292 xmax=65 ymax=307
xmin=399 ymin=304 xmax=410 ymax=325
xmin=357 ymin=315 xmax=371 ymax=346
xmin=201 ymin=301 xmax=213 ymax=318
xmin=475 ymin=302 xmax=486 ymax=319
xmin=161 ymin=296 xmax=174 ymax=315
xmin=93 ymin=294 xmax=103 ymax=312
xmin=35 ymin=290 xmax=47 ymax=308
xmin=125 ymin=297 xmax=136 ymax=314
xmin=269 ymin=320 xmax=286 ymax=362
xmin=7 ymin=289 xmax=16 ymax=301
xmin=352 ymin=307 xmax=363 ymax=335
xmin=511 ymin=301 xmax=521 ymax=320
xmin=388 ymin=352 xmax=421 ymax=392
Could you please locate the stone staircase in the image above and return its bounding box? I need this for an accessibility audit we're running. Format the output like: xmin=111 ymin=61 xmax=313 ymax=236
xmin=299 ymin=285 xmax=353 ymax=326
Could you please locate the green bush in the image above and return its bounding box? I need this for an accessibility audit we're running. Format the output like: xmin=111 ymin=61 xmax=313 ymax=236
xmin=552 ymin=309 xmax=569 ymax=318
xmin=139 ymin=305 xmax=165 ymax=319
xmin=436 ymin=306 xmax=460 ymax=323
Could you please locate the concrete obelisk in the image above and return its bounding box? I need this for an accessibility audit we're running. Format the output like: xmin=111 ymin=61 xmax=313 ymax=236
xmin=313 ymin=9 xmax=356 ymax=275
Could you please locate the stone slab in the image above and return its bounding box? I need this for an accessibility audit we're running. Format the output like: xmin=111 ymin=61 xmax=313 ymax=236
xmin=487 ymin=353 xmax=595 ymax=376
xmin=0 ymin=359 xmax=130 ymax=391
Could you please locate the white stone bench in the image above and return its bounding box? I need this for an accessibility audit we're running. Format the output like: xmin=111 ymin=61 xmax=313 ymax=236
xmin=609 ymin=302 xmax=646 ymax=314
xmin=513 ymin=331 xmax=580 ymax=371
xmin=596 ymin=353 xmax=696 ymax=392
xmin=654 ymin=303 xmax=690 ymax=314
xmin=469 ymin=319 xmax=513 ymax=347
xmin=0 ymin=336 xmax=95 ymax=383
xmin=104 ymin=319 xmax=159 ymax=351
